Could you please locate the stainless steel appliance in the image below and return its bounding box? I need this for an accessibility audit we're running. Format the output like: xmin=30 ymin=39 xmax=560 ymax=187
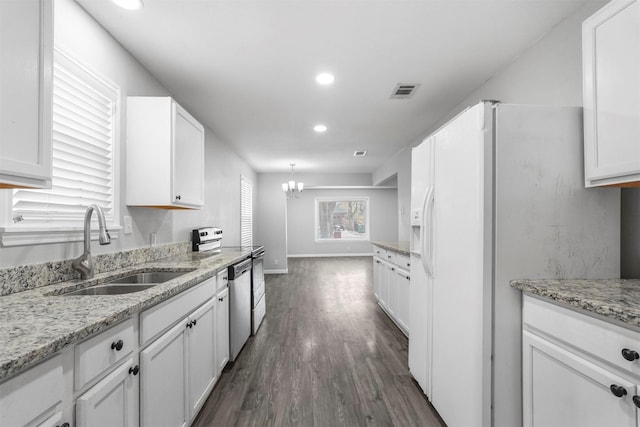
xmin=191 ymin=227 xmax=222 ymax=253
xmin=250 ymin=246 xmax=266 ymax=334
xmin=228 ymin=258 xmax=252 ymax=361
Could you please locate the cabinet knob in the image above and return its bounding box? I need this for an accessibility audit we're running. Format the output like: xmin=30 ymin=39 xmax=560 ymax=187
xmin=610 ymin=384 xmax=627 ymax=398
xmin=175 ymin=195 xmax=182 ymax=200
xmin=219 ymin=297 xmax=224 ymax=302
xmin=633 ymin=395 xmax=640 ymax=408
xmin=129 ymin=365 xmax=139 ymax=376
xmin=111 ymin=339 xmax=124 ymax=351
xmin=56 ymin=423 xmax=70 ymax=427
xmin=192 ymin=318 xmax=197 ymax=326
xmin=186 ymin=321 xmax=193 ymax=328
xmin=621 ymin=348 xmax=639 ymax=361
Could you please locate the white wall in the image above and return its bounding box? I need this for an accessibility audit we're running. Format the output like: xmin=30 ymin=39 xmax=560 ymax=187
xmin=372 ymin=147 xmax=411 ymax=241
xmin=287 ymin=188 xmax=398 ymax=256
xmin=0 ymin=0 xmax=256 ymax=268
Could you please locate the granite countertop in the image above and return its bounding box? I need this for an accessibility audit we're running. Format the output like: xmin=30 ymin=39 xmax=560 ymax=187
xmin=371 ymin=241 xmax=410 ymax=256
xmin=0 ymin=247 xmax=252 ymax=382
xmin=511 ymin=279 xmax=640 ymax=329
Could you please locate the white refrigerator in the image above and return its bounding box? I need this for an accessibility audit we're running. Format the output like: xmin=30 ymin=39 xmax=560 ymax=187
xmin=408 ymin=102 xmax=620 ymax=427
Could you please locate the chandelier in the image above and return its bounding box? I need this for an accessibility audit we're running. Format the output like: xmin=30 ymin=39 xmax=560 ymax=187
xmin=282 ymin=163 xmax=304 ymax=198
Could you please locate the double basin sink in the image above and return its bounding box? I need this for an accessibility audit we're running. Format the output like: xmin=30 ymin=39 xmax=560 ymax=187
xmin=61 ymin=270 xmax=192 ymax=296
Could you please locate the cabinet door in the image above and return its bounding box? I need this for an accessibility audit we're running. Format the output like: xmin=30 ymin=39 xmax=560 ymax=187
xmin=172 ymin=102 xmax=204 ymax=207
xmin=583 ymin=0 xmax=640 ymax=187
xmin=216 ymin=287 xmax=230 ymax=376
xmin=0 ymin=0 xmax=53 ymax=188
xmin=140 ymin=322 xmax=188 ymax=427
xmin=384 ymin=263 xmax=397 ymax=315
xmin=523 ymin=331 xmax=638 ymax=427
xmin=372 ymin=257 xmax=383 ymax=300
xmin=187 ymin=300 xmax=216 ymax=420
xmin=76 ymin=358 xmax=139 ymax=427
xmin=395 ymin=269 xmax=410 ymax=334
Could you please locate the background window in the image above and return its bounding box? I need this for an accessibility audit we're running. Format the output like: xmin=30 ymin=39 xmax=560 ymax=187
xmin=315 ymin=197 xmax=369 ymax=241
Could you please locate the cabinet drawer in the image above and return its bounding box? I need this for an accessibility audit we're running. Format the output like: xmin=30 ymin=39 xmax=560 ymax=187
xmin=140 ymin=277 xmax=215 ymax=347
xmin=396 ymin=253 xmax=411 ymax=271
xmin=373 ymin=246 xmax=386 ymax=258
xmin=385 ymin=251 xmax=396 ymax=264
xmin=523 ymin=295 xmax=640 ymax=377
xmin=75 ymin=318 xmax=135 ymax=391
xmin=0 ymin=355 xmax=63 ymax=427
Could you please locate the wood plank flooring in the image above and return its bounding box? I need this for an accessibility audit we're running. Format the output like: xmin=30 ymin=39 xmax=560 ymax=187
xmin=193 ymin=257 xmax=444 ymax=427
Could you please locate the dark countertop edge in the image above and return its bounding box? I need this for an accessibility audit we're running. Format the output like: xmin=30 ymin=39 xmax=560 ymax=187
xmin=511 ymin=279 xmax=640 ymax=331
xmin=0 ymin=249 xmax=251 ymax=382
xmin=371 ymin=241 xmax=411 ymax=256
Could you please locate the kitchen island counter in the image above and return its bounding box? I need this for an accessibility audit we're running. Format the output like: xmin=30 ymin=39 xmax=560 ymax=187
xmin=511 ymin=278 xmax=640 ymax=330
xmin=0 ymin=247 xmax=252 ymax=382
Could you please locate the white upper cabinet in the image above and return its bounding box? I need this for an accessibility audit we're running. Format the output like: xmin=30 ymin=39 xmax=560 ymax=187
xmin=126 ymin=97 xmax=204 ymax=208
xmin=0 ymin=0 xmax=53 ymax=189
xmin=583 ymin=0 xmax=640 ymax=187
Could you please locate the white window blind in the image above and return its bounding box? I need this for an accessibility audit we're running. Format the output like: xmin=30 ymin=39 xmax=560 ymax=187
xmin=240 ymin=176 xmax=253 ymax=248
xmin=12 ymin=48 xmax=118 ymax=226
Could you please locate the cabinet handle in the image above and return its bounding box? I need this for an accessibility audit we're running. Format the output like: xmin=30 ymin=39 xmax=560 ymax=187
xmin=391 ymin=267 xmax=395 ymax=271
xmin=621 ymin=348 xmax=639 ymax=361
xmin=56 ymin=423 xmax=70 ymax=427
xmin=129 ymin=365 xmax=139 ymax=376
xmin=633 ymin=395 xmax=640 ymax=408
xmin=219 ymin=297 xmax=224 ymax=302
xmin=192 ymin=318 xmax=197 ymax=326
xmin=610 ymin=384 xmax=627 ymax=398
xmin=175 ymin=195 xmax=182 ymax=200
xmin=111 ymin=339 xmax=124 ymax=351
xmin=186 ymin=321 xmax=193 ymax=329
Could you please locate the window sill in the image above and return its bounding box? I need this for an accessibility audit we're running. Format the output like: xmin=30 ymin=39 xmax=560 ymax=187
xmin=0 ymin=225 xmax=121 ymax=247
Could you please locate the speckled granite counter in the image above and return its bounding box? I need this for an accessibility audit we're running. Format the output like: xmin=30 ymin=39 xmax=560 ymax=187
xmin=371 ymin=241 xmax=410 ymax=256
xmin=0 ymin=247 xmax=252 ymax=382
xmin=511 ymin=279 xmax=640 ymax=329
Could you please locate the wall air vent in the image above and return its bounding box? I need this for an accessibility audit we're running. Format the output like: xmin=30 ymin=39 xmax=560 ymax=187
xmin=390 ymin=83 xmax=420 ymax=99
xmin=353 ymin=150 xmax=367 ymax=157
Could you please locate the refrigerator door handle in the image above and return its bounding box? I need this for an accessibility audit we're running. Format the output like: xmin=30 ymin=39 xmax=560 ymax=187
xmin=421 ymin=186 xmax=434 ymax=277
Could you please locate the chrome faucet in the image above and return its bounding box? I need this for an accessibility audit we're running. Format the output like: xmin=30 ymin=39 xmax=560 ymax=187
xmin=72 ymin=204 xmax=111 ymax=280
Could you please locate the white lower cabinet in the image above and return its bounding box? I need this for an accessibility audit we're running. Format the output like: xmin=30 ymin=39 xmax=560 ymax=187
xmin=523 ymin=295 xmax=640 ymax=427
xmin=140 ymin=320 xmax=188 ymax=427
xmin=215 ymin=286 xmax=230 ymax=376
xmin=0 ymin=354 xmax=72 ymax=427
xmin=372 ymin=245 xmax=410 ymax=336
xmin=76 ymin=357 xmax=139 ymax=427
xmin=187 ymin=300 xmax=216 ymax=419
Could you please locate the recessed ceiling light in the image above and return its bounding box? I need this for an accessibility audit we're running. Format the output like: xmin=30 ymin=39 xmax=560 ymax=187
xmin=314 ymin=124 xmax=327 ymax=133
xmin=111 ymin=0 xmax=143 ymax=10
xmin=316 ymin=73 xmax=335 ymax=85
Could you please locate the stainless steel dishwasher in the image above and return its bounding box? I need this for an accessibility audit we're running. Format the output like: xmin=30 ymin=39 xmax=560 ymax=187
xmin=228 ymin=258 xmax=252 ymax=361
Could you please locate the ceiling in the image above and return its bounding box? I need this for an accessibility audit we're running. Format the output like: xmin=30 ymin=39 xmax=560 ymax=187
xmin=76 ymin=0 xmax=590 ymax=174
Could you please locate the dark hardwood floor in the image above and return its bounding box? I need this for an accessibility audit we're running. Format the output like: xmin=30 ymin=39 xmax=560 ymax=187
xmin=193 ymin=257 xmax=444 ymax=427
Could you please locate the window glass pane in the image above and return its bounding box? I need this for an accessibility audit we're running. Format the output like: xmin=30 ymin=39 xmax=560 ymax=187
xmin=316 ymin=198 xmax=369 ymax=241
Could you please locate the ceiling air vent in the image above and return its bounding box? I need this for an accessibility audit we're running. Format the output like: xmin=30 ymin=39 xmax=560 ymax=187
xmin=353 ymin=150 xmax=367 ymax=157
xmin=390 ymin=83 xmax=420 ymax=99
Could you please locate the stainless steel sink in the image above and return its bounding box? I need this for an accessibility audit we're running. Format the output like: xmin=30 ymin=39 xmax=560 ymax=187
xmin=60 ymin=270 xmax=192 ymax=296
xmin=105 ymin=271 xmax=188 ymax=285
xmin=64 ymin=284 xmax=157 ymax=296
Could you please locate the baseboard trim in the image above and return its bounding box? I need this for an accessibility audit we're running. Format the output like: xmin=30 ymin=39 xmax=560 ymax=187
xmin=265 ymin=269 xmax=288 ymax=274
xmin=287 ymin=253 xmax=373 ymax=258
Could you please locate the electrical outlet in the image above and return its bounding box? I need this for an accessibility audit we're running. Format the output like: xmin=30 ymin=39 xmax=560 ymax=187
xmin=123 ymin=216 xmax=133 ymax=234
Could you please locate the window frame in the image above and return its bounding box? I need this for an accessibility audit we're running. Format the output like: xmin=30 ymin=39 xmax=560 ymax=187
xmin=240 ymin=175 xmax=253 ymax=248
xmin=314 ymin=196 xmax=370 ymax=243
xmin=0 ymin=46 xmax=121 ymax=247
